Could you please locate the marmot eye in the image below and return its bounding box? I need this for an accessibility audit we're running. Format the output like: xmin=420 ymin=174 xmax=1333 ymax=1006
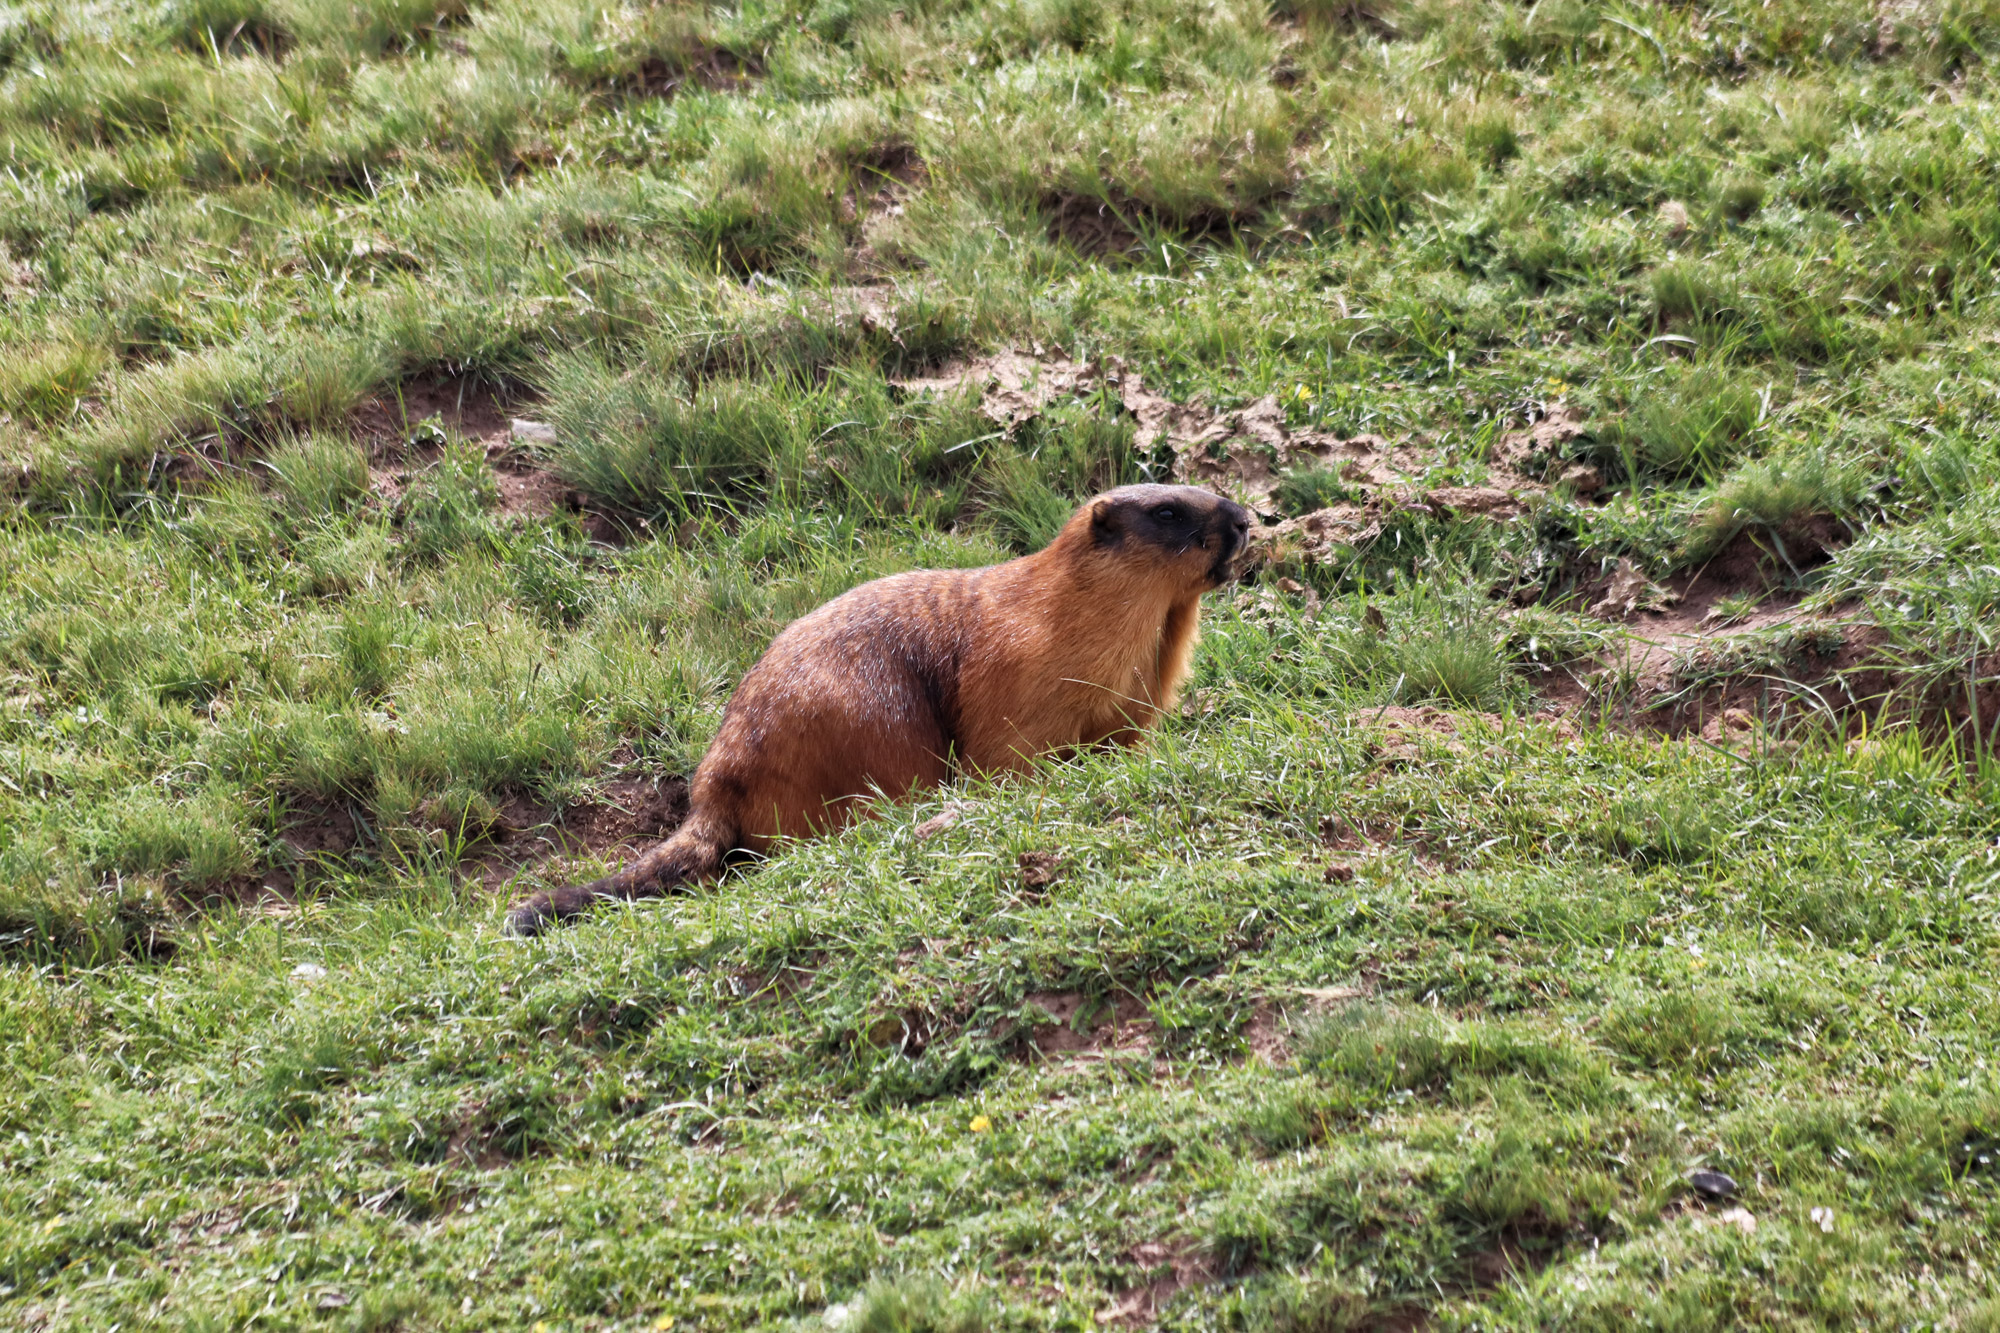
xmin=1152 ymin=506 xmax=1179 ymax=522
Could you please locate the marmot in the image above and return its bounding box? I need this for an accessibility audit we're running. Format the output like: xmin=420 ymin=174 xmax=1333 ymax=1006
xmin=507 ymin=484 xmax=1251 ymax=934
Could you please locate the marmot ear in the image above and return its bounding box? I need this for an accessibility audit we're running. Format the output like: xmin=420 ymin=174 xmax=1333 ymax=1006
xmin=1088 ymin=499 xmax=1120 ymax=544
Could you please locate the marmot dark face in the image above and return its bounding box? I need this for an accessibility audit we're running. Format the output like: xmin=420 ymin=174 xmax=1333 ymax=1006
xmin=1087 ymin=484 xmax=1253 ymax=588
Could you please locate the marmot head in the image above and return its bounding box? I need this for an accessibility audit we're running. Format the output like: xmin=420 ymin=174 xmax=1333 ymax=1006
xmin=1074 ymin=484 xmax=1253 ymax=591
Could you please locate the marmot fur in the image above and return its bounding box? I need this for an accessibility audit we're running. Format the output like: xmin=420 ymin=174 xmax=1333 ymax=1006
xmin=508 ymin=484 xmax=1250 ymax=934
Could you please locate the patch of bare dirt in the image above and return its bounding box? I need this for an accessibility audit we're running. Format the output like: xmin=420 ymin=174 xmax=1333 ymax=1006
xmin=1019 ymin=990 xmax=1159 ymax=1060
xmin=487 ymin=435 xmax=576 ymax=521
xmin=281 ymin=801 xmax=362 ymax=860
xmin=1016 ymin=849 xmax=1063 ymax=895
xmin=730 ymin=961 xmax=818 ymax=1007
xmin=195 ymin=799 xmax=372 ymax=911
xmin=352 ymin=375 xmax=521 ymax=449
xmin=1588 ymin=557 xmax=1677 ymax=619
xmin=1095 ymin=1242 xmax=1219 ymax=1327
xmin=1525 ymin=516 xmax=1950 ymax=739
xmin=847 ymin=141 xmax=927 ymax=275
xmin=892 ymin=347 xmax=1103 ymax=429
xmin=1352 ymin=706 xmax=1577 ymax=764
xmin=1606 ymin=594 xmax=1815 ymax=702
xmin=1240 ymin=992 xmax=1368 ymax=1065
xmin=472 ymin=775 xmax=690 ymax=891
xmin=617 ymin=42 xmax=760 ymax=98
xmin=350 ymin=377 xmax=612 ymax=531
xmin=891 ymin=352 xmax=1569 ymax=554
xmin=1048 ymin=192 xmax=1145 ymax=259
xmin=1559 ymin=537 xmax=1882 ymax=736
xmin=1045 ymin=187 xmax=1240 ymax=260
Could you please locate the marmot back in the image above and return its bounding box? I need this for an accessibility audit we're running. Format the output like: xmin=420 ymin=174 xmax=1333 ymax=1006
xmin=508 ymin=484 xmax=1251 ymax=934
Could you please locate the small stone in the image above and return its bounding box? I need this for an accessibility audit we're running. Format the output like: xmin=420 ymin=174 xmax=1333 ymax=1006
xmin=510 ymin=418 xmax=558 ymax=446
xmin=1017 ymin=850 xmax=1062 ymax=889
xmin=1659 ymin=199 xmax=1691 ymax=235
xmin=1716 ymin=1206 xmax=1757 ymax=1234
xmin=1322 ymin=863 xmax=1355 ymax=883
xmin=1686 ymin=1168 xmax=1738 ymax=1200
xmin=913 ymin=807 xmax=961 ymax=840
xmin=291 ymin=962 xmax=327 ymax=981
xmin=1559 ymin=463 xmax=1602 ymax=495
xmin=317 ymin=1290 xmax=351 ymax=1310
xmin=1298 ymin=985 xmax=1365 ymax=1004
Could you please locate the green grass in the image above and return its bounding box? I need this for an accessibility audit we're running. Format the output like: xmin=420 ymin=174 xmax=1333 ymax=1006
xmin=2 ymin=0 xmax=2000 ymax=1326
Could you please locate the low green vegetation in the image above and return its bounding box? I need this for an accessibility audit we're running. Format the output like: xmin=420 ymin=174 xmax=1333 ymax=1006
xmin=2 ymin=0 xmax=1998 ymax=1326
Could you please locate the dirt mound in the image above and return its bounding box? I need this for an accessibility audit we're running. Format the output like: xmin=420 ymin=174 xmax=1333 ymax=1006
xmin=1153 ymin=396 xmax=1580 ymax=517
xmin=1563 ymin=533 xmax=1893 ymax=738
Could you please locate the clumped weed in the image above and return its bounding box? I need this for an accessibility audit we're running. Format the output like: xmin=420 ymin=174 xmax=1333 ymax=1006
xmin=1624 ymin=363 xmax=1768 ymax=480
xmin=1687 ymin=448 xmax=1867 ymax=566
xmin=1273 ymin=462 xmax=1354 ymax=517
xmin=262 ymin=431 xmax=370 ymax=518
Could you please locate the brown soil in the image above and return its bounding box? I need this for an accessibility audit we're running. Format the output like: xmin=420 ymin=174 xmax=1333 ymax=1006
xmin=892 ymin=348 xmax=1103 ymax=430
xmin=350 ymin=375 xmax=619 ymax=534
xmin=1045 ymin=188 xmax=1237 ymax=260
xmin=1048 ymin=192 xmax=1145 ymax=259
xmin=889 ymin=349 xmax=1580 ymax=545
xmin=847 ymin=141 xmax=927 ymax=275
xmin=186 ymin=799 xmax=367 ymax=912
xmin=1095 ymin=1241 xmax=1220 ymax=1327
xmin=351 ymin=375 xmax=522 ymax=450
xmin=472 ymin=775 xmax=691 ymax=891
xmin=487 ymin=447 xmax=575 ymax=521
xmin=1559 ymin=528 xmax=1912 ymax=739
xmin=1019 ymin=990 xmax=1159 ymax=1060
xmin=281 ymin=801 xmax=363 ymax=860
xmin=618 ymin=43 xmax=760 ymax=98
xmin=1016 ymin=849 xmax=1063 ymax=893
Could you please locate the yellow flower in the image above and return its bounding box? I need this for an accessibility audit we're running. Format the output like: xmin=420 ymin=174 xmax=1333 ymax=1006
xmin=655 ymin=1318 xmax=675 ymax=1331
xmin=969 ymin=1114 xmax=993 ymax=1133
xmin=1290 ymin=384 xmax=1313 ymax=402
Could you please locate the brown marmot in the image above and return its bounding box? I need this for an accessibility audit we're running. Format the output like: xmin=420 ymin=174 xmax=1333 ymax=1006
xmin=507 ymin=483 xmax=1251 ymax=934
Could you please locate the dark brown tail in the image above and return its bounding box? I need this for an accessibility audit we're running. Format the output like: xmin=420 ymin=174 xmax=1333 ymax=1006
xmin=506 ymin=807 xmax=733 ymax=936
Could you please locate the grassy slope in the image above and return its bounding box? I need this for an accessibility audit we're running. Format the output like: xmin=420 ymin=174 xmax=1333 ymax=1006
xmin=2 ymin=0 xmax=1999 ymax=1327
